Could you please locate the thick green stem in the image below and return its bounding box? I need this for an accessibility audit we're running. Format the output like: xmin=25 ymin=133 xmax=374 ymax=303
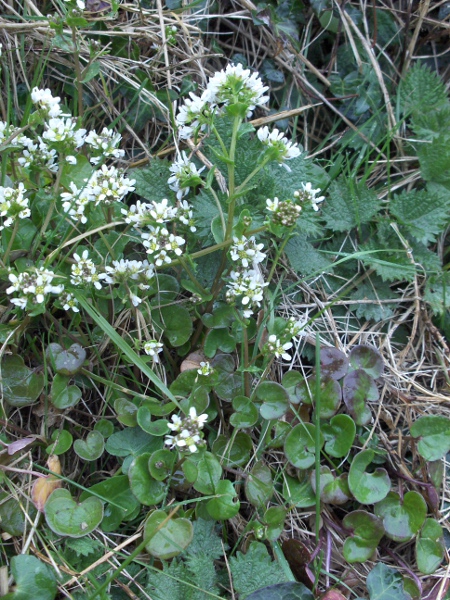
xmin=224 ymin=116 xmax=242 ymax=240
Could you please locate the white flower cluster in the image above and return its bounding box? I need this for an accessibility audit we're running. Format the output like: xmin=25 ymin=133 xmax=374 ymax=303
xmin=64 ymin=0 xmax=85 ymax=11
xmin=31 ymin=87 xmax=67 ymax=119
xmin=197 ymin=361 xmax=214 ymax=376
xmin=6 ymin=267 xmax=63 ymax=310
xmin=143 ymin=339 xmax=164 ymax=362
xmin=18 ymin=139 xmax=58 ymax=172
xmin=165 ymin=407 xmax=208 ymax=453
xmin=141 ymin=226 xmax=185 ymax=266
xmin=70 ymin=250 xmax=103 ymax=290
xmin=168 ymin=151 xmax=205 ymax=200
xmin=0 ymin=122 xmax=31 ymax=148
xmin=230 ymin=236 xmax=266 ymax=269
xmin=0 ymin=183 xmax=30 ymax=230
xmin=263 ymin=316 xmax=308 ymax=362
xmin=294 ymin=182 xmax=325 ymax=211
xmin=85 ymin=128 xmax=125 ymax=165
xmin=257 ymin=126 xmax=301 ymax=171
xmin=225 ymin=269 xmax=268 ymax=318
xmin=102 ymin=259 xmax=155 ymax=306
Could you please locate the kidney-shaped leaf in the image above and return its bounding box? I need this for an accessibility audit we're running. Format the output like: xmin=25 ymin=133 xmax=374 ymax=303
xmin=144 ymin=510 xmax=193 ymax=560
xmin=322 ymin=414 xmax=356 ymax=458
xmin=158 ymin=305 xmax=193 ymax=347
xmin=128 ymin=453 xmax=166 ymax=506
xmin=1 ymin=355 xmax=44 ymax=408
xmin=415 ymin=518 xmax=445 ymax=575
xmin=46 ymin=343 xmax=86 ymax=376
xmin=343 ymin=370 xmax=378 ymax=425
xmin=348 ymin=450 xmax=391 ymax=504
xmin=320 ymin=347 xmax=349 ymax=380
xmin=410 ymin=415 xmax=450 ymax=461
xmin=73 ymin=431 xmax=105 ymax=461
xmin=245 ymin=461 xmax=274 ymax=508
xmin=44 ymin=488 xmax=103 ymax=538
xmin=349 ymin=345 xmax=384 ymax=378
xmin=207 ymin=479 xmax=240 ymax=520
xmin=374 ymin=491 xmax=427 ymax=542
xmin=343 ymin=510 xmax=384 ymax=563
xmin=284 ymin=423 xmax=324 ymax=470
xmin=256 ymin=381 xmax=290 ymax=419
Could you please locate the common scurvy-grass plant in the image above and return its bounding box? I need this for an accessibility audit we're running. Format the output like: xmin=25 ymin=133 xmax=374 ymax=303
xmin=1 ymin=55 xmax=449 ymax=600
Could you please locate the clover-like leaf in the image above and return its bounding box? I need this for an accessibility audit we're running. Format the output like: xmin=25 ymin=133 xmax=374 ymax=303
xmin=374 ymin=491 xmax=427 ymax=542
xmin=207 ymin=479 xmax=240 ymax=520
xmin=144 ymin=510 xmax=193 ymax=560
xmin=415 ymin=518 xmax=445 ymax=574
xmin=5 ymin=554 xmax=57 ymax=600
xmin=320 ymin=347 xmax=349 ymax=380
xmin=348 ymin=345 xmax=384 ymax=378
xmin=44 ymin=488 xmax=103 ymax=538
xmin=128 ymin=453 xmax=167 ymax=505
xmin=245 ymin=461 xmax=274 ymax=508
xmin=284 ymin=423 xmax=324 ymax=469
xmin=343 ymin=511 xmax=385 ymax=563
xmin=256 ymin=381 xmax=290 ymax=419
xmin=46 ymin=343 xmax=86 ymax=376
xmin=348 ymin=450 xmax=391 ymax=504
xmin=1 ymin=355 xmax=44 ymax=408
xmin=148 ymin=449 xmax=176 ymax=481
xmin=230 ymin=395 xmax=259 ymax=428
xmin=51 ymin=374 xmax=82 ymax=409
xmin=322 ymin=414 xmax=356 ymax=458
xmin=343 ymin=369 xmax=378 ymax=425
xmin=73 ymin=431 xmax=105 ymax=461
xmin=410 ymin=415 xmax=450 ymax=461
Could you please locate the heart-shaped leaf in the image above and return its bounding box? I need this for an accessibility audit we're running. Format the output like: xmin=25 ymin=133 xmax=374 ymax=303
xmin=148 ymin=449 xmax=176 ymax=481
xmin=348 ymin=450 xmax=391 ymax=504
xmin=311 ymin=467 xmax=351 ymax=505
xmin=348 ymin=345 xmax=384 ymax=378
xmin=188 ymin=451 xmax=222 ymax=494
xmin=245 ymin=461 xmax=273 ymax=508
xmin=410 ymin=415 xmax=450 ymax=461
xmin=73 ymin=431 xmax=105 ymax=461
xmin=5 ymin=554 xmax=57 ymax=600
xmin=212 ymin=432 xmax=252 ymax=467
xmin=256 ymin=381 xmax=290 ymax=419
xmin=282 ymin=475 xmax=315 ymax=508
xmin=366 ymin=563 xmax=410 ymax=600
xmin=281 ymin=371 xmax=304 ymax=405
xmin=284 ymin=423 xmax=324 ymax=469
xmin=0 ymin=493 xmax=37 ymax=536
xmin=374 ymin=491 xmax=427 ymax=542
xmin=157 ymin=305 xmax=193 ymax=347
xmin=1 ymin=355 xmax=44 ymax=408
xmin=343 ymin=510 xmax=384 ymax=563
xmin=320 ymin=347 xmax=349 ymax=380
xmin=51 ymin=374 xmax=82 ymax=410
xmin=264 ymin=506 xmax=286 ymax=541
xmin=322 ymin=414 xmax=356 ymax=458
xmin=114 ymin=398 xmax=138 ymax=427
xmin=144 ymin=510 xmax=193 ymax=559
xmin=207 ymin=479 xmax=240 ymax=520
xmin=44 ymin=488 xmax=103 ymax=537
xmin=313 ymin=375 xmax=342 ymax=418
xmin=230 ymin=395 xmax=259 ymax=428
xmin=45 ymin=430 xmax=73 ymax=455
xmin=128 ymin=453 xmax=167 ymax=505
xmin=46 ymin=343 xmax=86 ymax=376
xmin=212 ymin=353 xmax=241 ymax=401
xmin=415 ymin=518 xmax=445 ymax=574
xmin=343 ymin=370 xmax=378 ymax=425
xmin=204 ymin=328 xmax=237 ymax=357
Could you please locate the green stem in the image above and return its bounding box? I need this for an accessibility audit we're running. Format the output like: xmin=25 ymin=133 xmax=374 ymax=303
xmin=234 ymin=154 xmax=271 ymax=197
xmin=224 ymin=116 xmax=242 ymax=240
xmin=178 ymin=255 xmax=209 ymax=297
xmin=314 ymin=331 xmax=323 ymax=588
xmin=3 ymin=219 xmax=19 ymax=264
xmin=71 ymin=27 xmax=84 ymax=118
xmin=210 ymin=123 xmax=229 ymax=159
xmin=266 ymin=228 xmax=295 ymax=283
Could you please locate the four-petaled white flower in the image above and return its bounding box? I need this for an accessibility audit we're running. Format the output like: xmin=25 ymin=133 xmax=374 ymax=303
xmin=165 ymin=407 xmax=208 ymax=454
xmin=143 ymin=340 xmax=164 ymax=362
xmin=294 ymin=183 xmax=325 ymax=211
xmin=257 ymin=126 xmax=301 ymax=170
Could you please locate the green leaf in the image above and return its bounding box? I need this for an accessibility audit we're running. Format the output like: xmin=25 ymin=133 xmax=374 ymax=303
xmin=114 ymin=397 xmax=138 ymax=427
xmin=204 ymin=328 xmax=237 ymax=357
xmin=157 ymin=305 xmax=193 ymax=347
xmin=410 ymin=415 xmax=450 ymax=461
xmin=73 ymin=431 xmax=105 ymax=461
xmin=44 ymin=488 xmax=103 ymax=538
xmin=374 ymin=492 xmax=426 ymax=542
xmin=206 ymin=479 xmax=240 ymax=520
xmin=284 ymin=423 xmax=324 ymax=469
xmin=51 ymin=375 xmax=82 ymax=410
xmin=144 ymin=510 xmax=193 ymax=560
xmin=212 ymin=432 xmax=252 ymax=468
xmin=230 ymin=541 xmax=287 ymax=599
xmin=282 ymin=475 xmax=315 ymax=508
xmin=400 ymin=62 xmax=448 ymax=116
xmin=343 ymin=370 xmax=378 ymax=425
xmin=323 ymin=178 xmax=382 ymax=232
xmin=45 ymin=429 xmax=73 ymax=455
xmin=418 ymin=134 xmax=450 ymax=188
xmin=264 ymin=506 xmax=286 ymax=541
xmin=285 ymin=233 xmax=331 ymax=277
xmin=105 ymin=426 xmax=162 ymax=459
xmin=186 ymin=518 xmax=225 ymax=560
xmin=46 ymin=343 xmax=86 ymax=376
xmin=349 ymin=279 xmax=397 ymax=322
xmin=1 ymin=219 xmax=37 ymax=252
xmin=343 ymin=511 xmax=385 ymax=563
xmin=246 ymin=582 xmax=314 ymax=600
xmin=128 ymin=453 xmax=167 ymax=505
xmin=81 ymin=60 xmax=101 ymax=82
xmin=4 ymin=555 xmax=57 ymax=600
xmin=230 ymin=395 xmax=259 ymax=428
xmin=311 ymin=467 xmax=351 ymax=505
xmin=80 ymin=475 xmax=140 ymax=527
xmin=366 ymin=563 xmax=411 ymax=600
xmin=189 ymin=451 xmax=222 ymax=495
xmin=256 ymin=381 xmax=290 ymax=419
xmin=245 ymin=461 xmax=274 ymax=508
xmin=1 ymin=355 xmax=44 ymax=408
xmin=348 ymin=450 xmax=391 ymax=504
xmin=212 ymin=353 xmax=241 ymax=401
xmin=322 ymin=414 xmax=356 ymax=458
xmin=148 ymin=449 xmax=176 ymax=481
xmin=130 ymin=159 xmax=172 ymax=201
xmin=415 ymin=518 xmax=445 ymax=574
xmin=348 ymin=345 xmax=384 ymax=378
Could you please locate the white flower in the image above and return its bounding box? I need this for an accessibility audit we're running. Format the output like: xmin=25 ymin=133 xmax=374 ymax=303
xmin=31 ymin=87 xmax=67 ymax=118
xmin=257 ymin=126 xmax=301 ymax=170
xmin=149 ymin=198 xmax=178 ymax=223
xmin=101 ymin=259 xmax=144 ymax=285
xmin=70 ymin=250 xmax=102 ymax=289
xmin=285 ymin=315 xmax=308 ymax=338
xmin=266 ymin=197 xmax=280 ymax=212
xmin=294 ymin=183 xmax=325 ymax=211
xmin=0 ymin=183 xmax=30 ymax=230
xmin=265 ymin=334 xmax=293 ymax=361
xmin=168 ymin=151 xmax=205 ymax=200
xmin=43 ymin=117 xmax=86 ymax=147
xmin=141 ymin=226 xmax=185 ymax=266
xmin=0 ymin=122 xmax=32 ymax=147
xmin=85 ymin=127 xmax=124 ymax=164
xmin=230 ymin=236 xmax=266 ymax=268
xmin=61 ymin=292 xmax=80 ymax=312
xmin=66 ymin=155 xmax=77 ymax=165
xmin=6 ymin=267 xmax=63 ymax=310
xmin=197 ymin=361 xmax=214 ymax=376
xmin=61 ymin=182 xmax=93 ymax=224
xmin=164 ymin=407 xmax=208 ymax=453
xmin=88 ymin=164 xmax=135 ymax=206
xmin=143 ymin=339 xmax=164 ymax=361
xmin=18 ymin=139 xmax=58 ymax=172
xmin=175 ymin=91 xmax=212 ymax=139
xmin=177 ymin=200 xmax=196 ymax=232
xmin=226 ymin=269 xmax=268 ymax=316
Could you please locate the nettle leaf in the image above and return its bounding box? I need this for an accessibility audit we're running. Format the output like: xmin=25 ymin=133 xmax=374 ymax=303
xmin=320 ymin=347 xmax=349 ymax=380
xmin=418 ymin=134 xmax=450 ymax=189
xmin=46 ymin=343 xmax=86 ymax=376
xmin=256 ymin=381 xmax=290 ymax=419
xmin=230 ymin=541 xmax=287 ymax=599
xmin=245 ymin=461 xmax=274 ymax=508
xmin=390 ymin=188 xmax=450 ymax=244
xmin=73 ymin=431 xmax=105 ymax=461
xmin=206 ymin=479 xmax=240 ymax=520
xmin=343 ymin=511 xmax=385 ymax=563
xmin=349 ymin=279 xmax=397 ymax=322
xmin=246 ymin=582 xmax=314 ymax=600
xmin=322 ymin=414 xmax=356 ymax=458
xmin=144 ymin=510 xmax=193 ymax=560
xmin=186 ymin=518 xmax=225 ymax=560
xmin=284 ymin=423 xmax=324 ymax=469
xmin=5 ymin=554 xmax=57 ymax=600
xmin=322 ymin=178 xmax=382 ymax=232
xmin=343 ymin=369 xmax=378 ymax=425
xmin=130 ymin=158 xmax=172 ymax=201
xmin=400 ymin=62 xmax=448 ymax=115
xmin=424 ymin=270 xmax=450 ymax=315
xmin=366 ymin=563 xmax=411 ymax=600
xmin=285 ymin=233 xmax=331 ymax=277
xmin=374 ymin=492 xmax=427 ymax=542
xmin=282 ymin=475 xmax=315 ymax=508
xmin=348 ymin=450 xmax=391 ymax=504
xmin=44 ymin=489 xmax=103 ymax=538
xmin=1 ymin=355 xmax=44 ymax=408
xmin=415 ymin=518 xmax=445 ymax=574
xmin=410 ymin=415 xmax=450 ymax=461
xmin=349 ymin=345 xmax=384 ymax=378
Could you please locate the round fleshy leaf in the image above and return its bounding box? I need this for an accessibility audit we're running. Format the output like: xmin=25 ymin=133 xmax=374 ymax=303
xmin=284 ymin=423 xmax=324 ymax=469
xmin=44 ymin=488 xmax=103 ymax=538
xmin=245 ymin=461 xmax=273 ymax=508
xmin=311 ymin=467 xmax=351 ymax=505
xmin=313 ymin=375 xmax=342 ymax=419
xmin=206 ymin=479 xmax=240 ymax=520
xmin=343 ymin=369 xmax=378 ymax=425
xmin=1 ymin=355 xmax=44 ymax=408
xmin=255 ymin=381 xmax=290 ymax=419
xmin=148 ymin=449 xmax=176 ymax=481
xmin=374 ymin=491 xmax=427 ymax=542
xmin=268 ymin=421 xmax=292 ymax=449
xmin=73 ymin=431 xmax=105 ymax=461
xmin=211 ymin=353 xmax=241 ymax=401
xmin=46 ymin=342 xmax=86 ymax=376
xmin=348 ymin=450 xmax=391 ymax=504
xmin=148 ymin=273 xmax=180 ymax=303
xmin=45 ymin=430 xmax=73 ymax=455
xmin=282 ymin=475 xmax=315 ymax=508
xmin=190 ymin=451 xmax=222 ymax=494
xmin=6 ymin=554 xmax=57 ymax=600
xmin=281 ymin=371 xmax=304 ymax=405
xmin=343 ymin=510 xmax=384 ymax=563
xmin=204 ymin=328 xmax=237 ymax=357
xmin=0 ymin=493 xmax=37 ymax=536
xmin=212 ymin=432 xmax=252 ymax=468
xmin=230 ymin=395 xmax=259 ymax=428
xmin=410 ymin=415 xmax=450 ymax=461
xmin=264 ymin=506 xmax=286 ymax=541
xmin=51 ymin=382 xmax=82 ymax=410
xmin=158 ymin=305 xmax=193 ymax=347
xmin=114 ymin=398 xmax=138 ymax=427
xmin=128 ymin=453 xmax=166 ymax=505
xmin=94 ymin=419 xmax=115 ymax=438
xmin=415 ymin=518 xmax=445 ymax=574
xmin=144 ymin=510 xmax=193 ymax=559
xmin=348 ymin=345 xmax=384 ymax=378
xmin=322 ymin=414 xmax=356 ymax=458
xmin=320 ymin=347 xmax=349 ymax=380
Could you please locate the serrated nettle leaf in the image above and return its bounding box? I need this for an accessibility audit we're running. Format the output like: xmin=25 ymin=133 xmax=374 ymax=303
xmin=322 ymin=177 xmax=382 ymax=232
xmin=255 ymin=381 xmax=290 ymax=419
xmin=212 ymin=432 xmax=253 ymax=467
xmin=410 ymin=415 xmax=450 ymax=461
xmin=374 ymin=491 xmax=427 ymax=542
xmin=130 ymin=158 xmax=172 ymax=201
xmin=400 ymin=62 xmax=449 ymax=115
xmin=6 ymin=554 xmax=57 ymax=600
xmin=285 ymin=233 xmax=331 ymax=277
xmin=348 ymin=450 xmax=391 ymax=504
xmin=245 ymin=461 xmax=274 ymax=508
xmin=343 ymin=369 xmax=378 ymax=425
xmin=73 ymin=431 xmax=105 ymax=461
xmin=415 ymin=518 xmax=445 ymax=574
xmin=207 ymin=479 xmax=240 ymax=520
xmin=343 ymin=511 xmax=385 ymax=563
xmin=230 ymin=541 xmax=287 ymax=597
xmin=230 ymin=395 xmax=259 ymax=428
xmin=44 ymin=488 xmax=103 ymax=538
xmin=144 ymin=510 xmax=193 ymax=560
xmin=1 ymin=354 xmax=44 ymax=408
xmin=284 ymin=423 xmax=324 ymax=469
xmin=418 ymin=133 xmax=450 ymax=189
xmin=128 ymin=453 xmax=167 ymax=506
xmin=46 ymin=343 xmax=86 ymax=376
xmin=322 ymin=414 xmax=356 ymax=458
xmin=320 ymin=347 xmax=349 ymax=380
xmin=366 ymin=563 xmax=411 ymax=600
xmin=348 ymin=345 xmax=384 ymax=378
